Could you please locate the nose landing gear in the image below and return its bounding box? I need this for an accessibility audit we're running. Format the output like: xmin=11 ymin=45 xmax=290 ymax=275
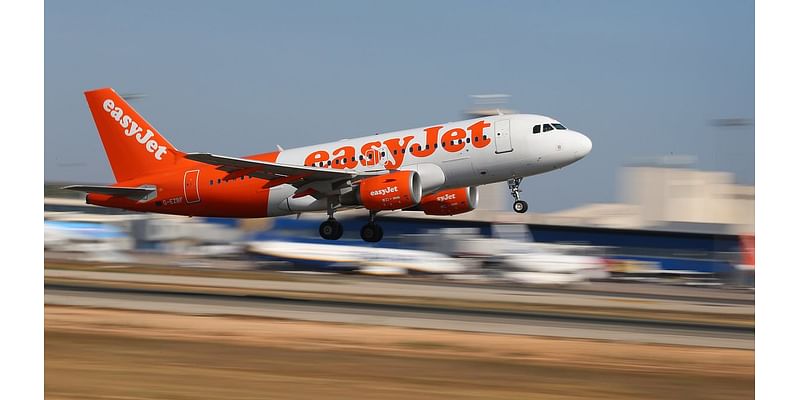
xmin=508 ymin=178 xmax=528 ymax=213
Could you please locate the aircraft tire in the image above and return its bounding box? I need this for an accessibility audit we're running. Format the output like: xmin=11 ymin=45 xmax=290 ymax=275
xmin=360 ymin=223 xmax=383 ymax=242
xmin=319 ymin=219 xmax=343 ymax=240
xmin=513 ymin=200 xmax=528 ymax=213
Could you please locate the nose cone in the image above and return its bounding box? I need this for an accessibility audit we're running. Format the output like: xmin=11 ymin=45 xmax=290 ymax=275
xmin=573 ymin=131 xmax=592 ymax=160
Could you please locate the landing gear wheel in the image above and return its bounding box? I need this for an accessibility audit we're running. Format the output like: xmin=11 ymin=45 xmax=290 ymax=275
xmin=507 ymin=178 xmax=527 ymax=213
xmin=513 ymin=200 xmax=528 ymax=214
xmin=360 ymin=223 xmax=384 ymax=242
xmin=319 ymin=219 xmax=343 ymax=240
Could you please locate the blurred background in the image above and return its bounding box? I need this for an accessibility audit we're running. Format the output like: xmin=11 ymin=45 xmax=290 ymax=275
xmin=44 ymin=1 xmax=754 ymax=399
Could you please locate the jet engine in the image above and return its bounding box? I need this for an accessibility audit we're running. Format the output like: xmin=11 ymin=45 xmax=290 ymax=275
xmin=344 ymin=170 xmax=422 ymax=211
xmin=415 ymin=186 xmax=479 ymax=215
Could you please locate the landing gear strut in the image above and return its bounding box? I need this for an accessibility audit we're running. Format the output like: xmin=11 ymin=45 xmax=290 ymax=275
xmin=360 ymin=211 xmax=383 ymax=242
xmin=508 ymin=178 xmax=528 ymax=214
xmin=319 ymin=199 xmax=343 ymax=240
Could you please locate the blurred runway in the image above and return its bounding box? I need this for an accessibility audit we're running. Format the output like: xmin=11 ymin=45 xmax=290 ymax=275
xmin=46 ymin=283 xmax=753 ymax=349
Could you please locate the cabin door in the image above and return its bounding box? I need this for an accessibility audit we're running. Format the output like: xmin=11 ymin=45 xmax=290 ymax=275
xmin=494 ymin=119 xmax=513 ymax=153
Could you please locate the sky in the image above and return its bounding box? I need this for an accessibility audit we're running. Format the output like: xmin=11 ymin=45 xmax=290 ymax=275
xmin=44 ymin=0 xmax=754 ymax=212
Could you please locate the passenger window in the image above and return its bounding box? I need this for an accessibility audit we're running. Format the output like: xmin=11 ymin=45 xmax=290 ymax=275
xmin=533 ymin=125 xmax=541 ymax=134
xmin=543 ymin=124 xmax=554 ymax=132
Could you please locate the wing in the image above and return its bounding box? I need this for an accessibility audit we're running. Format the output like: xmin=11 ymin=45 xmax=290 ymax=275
xmin=62 ymin=185 xmax=156 ymax=200
xmin=185 ymin=153 xmax=383 ymax=198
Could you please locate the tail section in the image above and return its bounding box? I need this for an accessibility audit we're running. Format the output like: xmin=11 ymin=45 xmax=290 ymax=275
xmin=85 ymin=88 xmax=184 ymax=182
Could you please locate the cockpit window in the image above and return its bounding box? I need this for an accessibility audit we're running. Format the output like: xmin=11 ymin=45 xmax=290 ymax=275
xmin=542 ymin=124 xmax=554 ymax=132
xmin=532 ymin=124 xmax=541 ymax=134
xmin=553 ymin=123 xmax=566 ymax=130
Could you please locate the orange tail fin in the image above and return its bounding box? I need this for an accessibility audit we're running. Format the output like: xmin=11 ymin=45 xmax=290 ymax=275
xmin=84 ymin=88 xmax=185 ymax=182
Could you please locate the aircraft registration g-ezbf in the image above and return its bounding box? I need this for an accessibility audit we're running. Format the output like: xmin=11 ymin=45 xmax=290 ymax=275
xmin=65 ymin=88 xmax=592 ymax=242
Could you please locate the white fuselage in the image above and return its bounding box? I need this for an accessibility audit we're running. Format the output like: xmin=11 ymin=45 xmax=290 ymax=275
xmin=265 ymin=114 xmax=592 ymax=215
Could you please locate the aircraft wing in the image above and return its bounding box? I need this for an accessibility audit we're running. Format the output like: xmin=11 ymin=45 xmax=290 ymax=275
xmin=62 ymin=185 xmax=155 ymax=199
xmin=185 ymin=152 xmax=383 ymax=196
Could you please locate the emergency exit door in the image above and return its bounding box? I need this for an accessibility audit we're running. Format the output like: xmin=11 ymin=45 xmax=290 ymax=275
xmin=184 ymin=170 xmax=201 ymax=204
xmin=494 ymin=119 xmax=513 ymax=153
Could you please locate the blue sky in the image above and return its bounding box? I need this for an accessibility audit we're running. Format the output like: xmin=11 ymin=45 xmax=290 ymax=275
xmin=45 ymin=0 xmax=754 ymax=212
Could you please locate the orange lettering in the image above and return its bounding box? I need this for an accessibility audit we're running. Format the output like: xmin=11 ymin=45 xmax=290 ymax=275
xmin=468 ymin=120 xmax=491 ymax=149
xmin=304 ymin=150 xmax=329 ymax=167
xmin=331 ymin=146 xmax=358 ymax=169
xmin=410 ymin=126 xmax=441 ymax=157
xmin=360 ymin=141 xmax=382 ymax=166
xmin=382 ymin=135 xmax=414 ymax=169
xmin=442 ymin=128 xmax=467 ymax=152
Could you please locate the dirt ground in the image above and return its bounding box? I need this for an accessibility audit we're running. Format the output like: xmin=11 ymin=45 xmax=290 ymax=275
xmin=45 ymin=306 xmax=753 ymax=400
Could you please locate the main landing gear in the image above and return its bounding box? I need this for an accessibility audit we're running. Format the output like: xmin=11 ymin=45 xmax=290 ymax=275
xmin=359 ymin=211 xmax=383 ymax=243
xmin=508 ymin=178 xmax=528 ymax=214
xmin=319 ymin=218 xmax=343 ymax=240
xmin=317 ymin=201 xmax=383 ymax=242
xmin=319 ymin=199 xmax=343 ymax=240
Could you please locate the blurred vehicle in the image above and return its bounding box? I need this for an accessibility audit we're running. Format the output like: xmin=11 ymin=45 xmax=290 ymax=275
xmin=246 ymin=239 xmax=466 ymax=275
xmin=64 ymin=88 xmax=591 ymax=243
xmin=603 ymin=258 xmax=725 ymax=287
xmin=44 ymin=220 xmax=133 ymax=262
xmin=410 ymin=225 xmax=609 ymax=285
xmin=495 ymin=249 xmax=609 ymax=284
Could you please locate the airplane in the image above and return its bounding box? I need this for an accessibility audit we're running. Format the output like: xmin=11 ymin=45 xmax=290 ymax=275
xmin=64 ymin=88 xmax=592 ymax=242
xmin=247 ymin=239 xmax=466 ymax=275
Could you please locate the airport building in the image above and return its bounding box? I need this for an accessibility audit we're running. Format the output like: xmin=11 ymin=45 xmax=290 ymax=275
xmin=544 ymin=163 xmax=754 ymax=234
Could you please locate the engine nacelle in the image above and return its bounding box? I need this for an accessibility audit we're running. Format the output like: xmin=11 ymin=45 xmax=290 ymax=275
xmin=354 ymin=170 xmax=422 ymax=211
xmin=417 ymin=187 xmax=479 ymax=215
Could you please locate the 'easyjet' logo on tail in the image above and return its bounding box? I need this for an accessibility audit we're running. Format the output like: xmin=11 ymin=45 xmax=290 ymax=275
xmin=103 ymin=99 xmax=168 ymax=160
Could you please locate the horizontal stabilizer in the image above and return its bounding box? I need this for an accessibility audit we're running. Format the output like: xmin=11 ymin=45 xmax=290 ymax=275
xmin=62 ymin=185 xmax=155 ymax=199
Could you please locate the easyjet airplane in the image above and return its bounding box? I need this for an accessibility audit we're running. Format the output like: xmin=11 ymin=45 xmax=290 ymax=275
xmin=65 ymin=88 xmax=592 ymax=242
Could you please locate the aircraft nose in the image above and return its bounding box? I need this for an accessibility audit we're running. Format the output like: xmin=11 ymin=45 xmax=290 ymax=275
xmin=573 ymin=131 xmax=592 ymax=160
